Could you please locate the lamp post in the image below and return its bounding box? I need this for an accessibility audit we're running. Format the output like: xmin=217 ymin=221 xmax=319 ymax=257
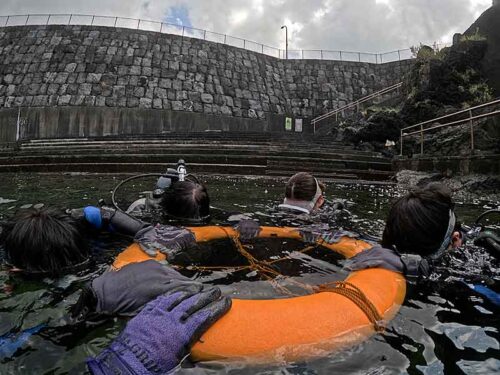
xmin=281 ymin=25 xmax=288 ymax=59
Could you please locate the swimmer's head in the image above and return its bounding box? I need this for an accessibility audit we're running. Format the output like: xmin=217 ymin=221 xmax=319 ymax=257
xmin=284 ymin=172 xmax=325 ymax=213
xmin=382 ymin=183 xmax=463 ymax=257
xmin=0 ymin=207 xmax=90 ymax=276
xmin=160 ymin=180 xmax=210 ymax=223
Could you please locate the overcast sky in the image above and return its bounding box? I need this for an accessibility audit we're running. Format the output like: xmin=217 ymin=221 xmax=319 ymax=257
xmin=0 ymin=0 xmax=492 ymax=53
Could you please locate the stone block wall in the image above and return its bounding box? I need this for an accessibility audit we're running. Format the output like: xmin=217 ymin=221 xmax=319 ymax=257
xmin=0 ymin=25 xmax=414 ymax=122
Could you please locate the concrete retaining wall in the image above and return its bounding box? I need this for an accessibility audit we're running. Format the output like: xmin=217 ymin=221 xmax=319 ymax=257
xmin=0 ymin=24 xmax=414 ymax=140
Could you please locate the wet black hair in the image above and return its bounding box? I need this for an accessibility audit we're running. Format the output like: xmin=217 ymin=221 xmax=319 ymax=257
xmin=285 ymin=172 xmax=325 ymax=202
xmin=381 ymin=183 xmax=455 ymax=256
xmin=160 ymin=180 xmax=210 ymax=221
xmin=0 ymin=207 xmax=89 ymax=276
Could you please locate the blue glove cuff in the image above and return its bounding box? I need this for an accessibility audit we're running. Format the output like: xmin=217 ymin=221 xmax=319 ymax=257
xmin=84 ymin=206 xmax=103 ymax=229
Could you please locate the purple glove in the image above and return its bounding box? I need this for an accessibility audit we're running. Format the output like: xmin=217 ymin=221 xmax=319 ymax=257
xmin=87 ymin=286 xmax=231 ymax=375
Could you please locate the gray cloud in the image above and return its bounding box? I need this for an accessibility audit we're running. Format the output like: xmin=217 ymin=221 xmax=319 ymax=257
xmin=0 ymin=0 xmax=491 ymax=53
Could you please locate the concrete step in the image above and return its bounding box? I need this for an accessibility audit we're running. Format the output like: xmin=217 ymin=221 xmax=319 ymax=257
xmin=1 ymin=135 xmax=394 ymax=180
xmin=0 ymin=162 xmax=392 ymax=180
xmin=0 ymin=153 xmax=391 ymax=170
xmin=267 ymin=158 xmax=392 ymax=172
xmin=21 ymin=139 xmax=349 ymax=149
xmin=265 ymin=169 xmax=393 ymax=181
xmin=0 ymin=162 xmax=268 ymax=175
xmin=24 ymin=132 xmax=339 ymax=143
xmin=8 ymin=147 xmax=388 ymax=162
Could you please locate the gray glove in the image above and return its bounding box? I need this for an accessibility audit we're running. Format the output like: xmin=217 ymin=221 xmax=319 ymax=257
xmin=344 ymin=245 xmax=433 ymax=282
xmin=300 ymin=228 xmax=359 ymax=245
xmin=134 ymin=224 xmax=196 ymax=257
xmin=89 ymin=260 xmax=200 ymax=316
xmin=344 ymin=245 xmax=404 ymax=273
xmin=235 ymin=219 xmax=261 ymax=241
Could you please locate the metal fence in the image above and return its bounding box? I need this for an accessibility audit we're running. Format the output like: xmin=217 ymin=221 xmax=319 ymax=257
xmin=312 ymin=82 xmax=403 ymax=133
xmin=400 ymin=98 xmax=500 ymax=156
xmin=0 ymin=13 xmax=449 ymax=63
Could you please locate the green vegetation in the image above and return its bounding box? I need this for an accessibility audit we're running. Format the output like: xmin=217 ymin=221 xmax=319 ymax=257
xmin=460 ymin=28 xmax=487 ymax=42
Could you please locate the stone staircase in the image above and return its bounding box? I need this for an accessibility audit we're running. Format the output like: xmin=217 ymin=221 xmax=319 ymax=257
xmin=0 ymin=132 xmax=394 ymax=181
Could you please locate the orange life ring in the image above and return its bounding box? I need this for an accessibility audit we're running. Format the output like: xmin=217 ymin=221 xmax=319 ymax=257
xmin=112 ymin=226 xmax=406 ymax=362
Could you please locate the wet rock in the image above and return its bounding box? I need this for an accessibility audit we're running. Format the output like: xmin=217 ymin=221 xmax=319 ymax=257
xmin=396 ymin=170 xmax=500 ymax=197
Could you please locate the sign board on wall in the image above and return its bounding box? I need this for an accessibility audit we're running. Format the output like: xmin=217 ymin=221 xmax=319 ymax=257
xmin=295 ymin=119 xmax=303 ymax=132
xmin=285 ymin=117 xmax=292 ymax=131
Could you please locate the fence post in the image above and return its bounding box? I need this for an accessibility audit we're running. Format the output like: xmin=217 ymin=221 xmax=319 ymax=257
xmin=358 ymin=52 xmax=361 ymax=62
xmin=25 ymin=15 xmax=30 ymax=25
xmin=91 ymin=15 xmax=95 ymax=26
xmin=68 ymin=14 xmax=73 ymax=25
xmin=398 ymin=50 xmax=401 ymax=61
xmin=16 ymin=106 xmax=21 ymax=142
xmin=182 ymin=26 xmax=185 ymax=37
xmin=380 ymin=54 xmax=383 ymax=63
xmin=420 ymin=124 xmax=424 ymax=155
xmin=224 ymin=34 xmax=226 ymax=44
xmin=243 ymin=39 xmax=246 ymax=49
xmin=261 ymin=44 xmax=264 ymax=54
xmin=5 ymin=15 xmax=9 ymax=26
xmin=339 ymin=51 xmax=342 ymax=61
xmin=204 ymin=30 xmax=206 ymax=40
xmin=160 ymin=22 xmax=163 ymax=33
xmin=114 ymin=17 xmax=117 ymax=27
xmin=469 ymin=109 xmax=474 ymax=153
xmin=137 ymin=19 xmax=140 ymax=29
xmin=320 ymin=50 xmax=323 ymax=59
xmin=400 ymin=130 xmax=403 ymax=156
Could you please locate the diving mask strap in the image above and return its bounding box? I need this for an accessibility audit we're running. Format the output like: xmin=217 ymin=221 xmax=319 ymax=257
xmin=280 ymin=178 xmax=322 ymax=214
xmin=308 ymin=178 xmax=323 ymax=211
xmin=429 ymin=210 xmax=456 ymax=261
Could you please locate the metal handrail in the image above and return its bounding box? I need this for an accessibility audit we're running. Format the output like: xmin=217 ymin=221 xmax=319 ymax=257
xmin=400 ymin=98 xmax=500 ymax=156
xmin=0 ymin=13 xmax=448 ymax=63
xmin=312 ymin=82 xmax=403 ymax=133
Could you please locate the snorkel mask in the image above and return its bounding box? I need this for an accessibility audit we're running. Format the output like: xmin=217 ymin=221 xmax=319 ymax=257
xmin=280 ymin=177 xmax=323 ymax=214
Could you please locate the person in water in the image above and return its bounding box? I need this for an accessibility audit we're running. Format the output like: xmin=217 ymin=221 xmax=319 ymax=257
xmin=126 ymin=160 xmax=211 ymax=224
xmin=278 ymin=172 xmax=326 ymax=215
xmin=127 ymin=180 xmax=211 ymax=223
xmin=0 ymin=205 xmax=212 ymax=310
xmin=0 ymin=206 xmax=232 ymax=373
xmin=345 ymin=183 xmax=464 ymax=279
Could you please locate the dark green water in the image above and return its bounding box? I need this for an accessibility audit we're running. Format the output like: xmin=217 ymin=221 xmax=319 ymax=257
xmin=0 ymin=173 xmax=499 ymax=374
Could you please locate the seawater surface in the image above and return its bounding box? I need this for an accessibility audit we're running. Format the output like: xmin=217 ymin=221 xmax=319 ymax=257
xmin=0 ymin=173 xmax=499 ymax=374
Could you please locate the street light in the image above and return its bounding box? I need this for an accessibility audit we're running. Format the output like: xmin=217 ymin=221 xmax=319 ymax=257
xmin=281 ymin=25 xmax=288 ymax=59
